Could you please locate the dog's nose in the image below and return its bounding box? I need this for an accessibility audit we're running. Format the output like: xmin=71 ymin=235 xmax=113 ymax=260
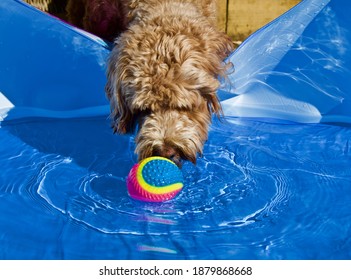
xmin=170 ymin=155 xmax=182 ymax=168
xmin=153 ymin=146 xmax=182 ymax=167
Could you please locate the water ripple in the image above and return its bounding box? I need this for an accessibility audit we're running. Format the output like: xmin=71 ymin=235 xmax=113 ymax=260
xmin=27 ymin=119 xmax=295 ymax=236
xmin=1 ymin=117 xmax=350 ymax=259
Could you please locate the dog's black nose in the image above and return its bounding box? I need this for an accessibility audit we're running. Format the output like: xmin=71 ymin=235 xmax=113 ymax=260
xmin=152 ymin=146 xmax=182 ymax=167
xmin=169 ymin=155 xmax=183 ymax=168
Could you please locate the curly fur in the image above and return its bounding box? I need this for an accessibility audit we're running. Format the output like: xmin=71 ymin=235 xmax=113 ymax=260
xmin=106 ymin=0 xmax=234 ymax=166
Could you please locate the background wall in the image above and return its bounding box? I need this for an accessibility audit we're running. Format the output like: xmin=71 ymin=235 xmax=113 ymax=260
xmin=24 ymin=0 xmax=301 ymax=46
xmin=217 ymin=0 xmax=301 ymax=46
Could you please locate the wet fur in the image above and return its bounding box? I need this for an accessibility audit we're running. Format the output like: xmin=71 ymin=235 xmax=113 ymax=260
xmin=106 ymin=0 xmax=234 ymax=166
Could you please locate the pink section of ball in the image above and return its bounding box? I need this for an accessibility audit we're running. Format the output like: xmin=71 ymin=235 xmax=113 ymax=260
xmin=126 ymin=163 xmax=148 ymax=201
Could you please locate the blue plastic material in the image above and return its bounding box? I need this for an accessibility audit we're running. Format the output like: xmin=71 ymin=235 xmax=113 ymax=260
xmin=1 ymin=0 xmax=351 ymax=124
xmin=0 ymin=0 xmax=350 ymax=261
xmin=0 ymin=0 xmax=110 ymax=120
xmin=219 ymin=0 xmax=351 ymax=124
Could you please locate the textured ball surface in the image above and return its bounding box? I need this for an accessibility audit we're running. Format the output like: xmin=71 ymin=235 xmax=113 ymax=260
xmin=127 ymin=156 xmax=183 ymax=202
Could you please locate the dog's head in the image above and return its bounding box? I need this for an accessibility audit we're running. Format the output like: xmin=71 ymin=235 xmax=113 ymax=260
xmin=134 ymin=104 xmax=212 ymax=167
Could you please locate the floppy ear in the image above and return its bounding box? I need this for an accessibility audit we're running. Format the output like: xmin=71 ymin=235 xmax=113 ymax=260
xmin=203 ymin=29 xmax=235 ymax=61
xmin=179 ymin=58 xmax=223 ymax=117
xmin=198 ymin=30 xmax=235 ymax=117
xmin=200 ymin=85 xmax=223 ymax=117
xmin=105 ymin=50 xmax=134 ymax=134
xmin=106 ymin=81 xmax=137 ymax=134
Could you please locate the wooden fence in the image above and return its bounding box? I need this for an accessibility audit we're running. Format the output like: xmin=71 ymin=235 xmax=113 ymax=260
xmin=217 ymin=0 xmax=301 ymax=44
xmin=24 ymin=0 xmax=301 ymax=45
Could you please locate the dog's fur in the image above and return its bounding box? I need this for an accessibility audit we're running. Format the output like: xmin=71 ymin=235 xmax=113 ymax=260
xmin=66 ymin=0 xmax=128 ymax=41
xmin=106 ymin=0 xmax=234 ymax=166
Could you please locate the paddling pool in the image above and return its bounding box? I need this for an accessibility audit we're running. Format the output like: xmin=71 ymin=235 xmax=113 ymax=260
xmin=0 ymin=0 xmax=350 ymax=259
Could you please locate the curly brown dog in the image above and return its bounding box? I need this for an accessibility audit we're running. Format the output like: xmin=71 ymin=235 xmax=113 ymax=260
xmin=106 ymin=0 xmax=234 ymax=166
xmin=100 ymin=0 xmax=233 ymax=166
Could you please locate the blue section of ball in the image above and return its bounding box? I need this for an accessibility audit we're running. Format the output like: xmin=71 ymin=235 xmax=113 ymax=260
xmin=142 ymin=159 xmax=183 ymax=187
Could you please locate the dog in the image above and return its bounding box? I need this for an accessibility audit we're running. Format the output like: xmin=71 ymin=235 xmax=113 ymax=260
xmin=66 ymin=0 xmax=128 ymax=41
xmin=106 ymin=0 xmax=234 ymax=166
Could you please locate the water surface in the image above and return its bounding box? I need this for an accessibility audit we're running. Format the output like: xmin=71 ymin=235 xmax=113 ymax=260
xmin=0 ymin=116 xmax=350 ymax=259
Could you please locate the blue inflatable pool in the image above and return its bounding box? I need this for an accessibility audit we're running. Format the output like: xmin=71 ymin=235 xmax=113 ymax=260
xmin=0 ymin=0 xmax=350 ymax=260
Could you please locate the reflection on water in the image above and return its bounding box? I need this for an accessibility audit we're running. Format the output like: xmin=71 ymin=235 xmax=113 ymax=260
xmin=0 ymin=116 xmax=350 ymax=259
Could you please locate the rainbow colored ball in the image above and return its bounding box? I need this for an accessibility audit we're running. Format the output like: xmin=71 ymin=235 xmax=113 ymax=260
xmin=127 ymin=156 xmax=183 ymax=202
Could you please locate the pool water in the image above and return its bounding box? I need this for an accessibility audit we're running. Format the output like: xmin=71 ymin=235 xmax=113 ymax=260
xmin=0 ymin=116 xmax=350 ymax=259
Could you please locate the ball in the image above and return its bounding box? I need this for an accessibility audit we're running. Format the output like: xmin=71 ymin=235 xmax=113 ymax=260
xmin=127 ymin=156 xmax=183 ymax=202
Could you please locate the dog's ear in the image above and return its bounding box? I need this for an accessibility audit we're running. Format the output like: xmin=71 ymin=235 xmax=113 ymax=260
xmin=179 ymin=60 xmax=223 ymax=116
xmin=200 ymin=87 xmax=223 ymax=117
xmin=114 ymin=84 xmax=135 ymax=134
xmin=105 ymin=51 xmax=135 ymax=134
xmin=180 ymin=147 xmax=197 ymax=164
xmin=203 ymin=30 xmax=235 ymax=61
xmin=198 ymin=31 xmax=235 ymax=116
